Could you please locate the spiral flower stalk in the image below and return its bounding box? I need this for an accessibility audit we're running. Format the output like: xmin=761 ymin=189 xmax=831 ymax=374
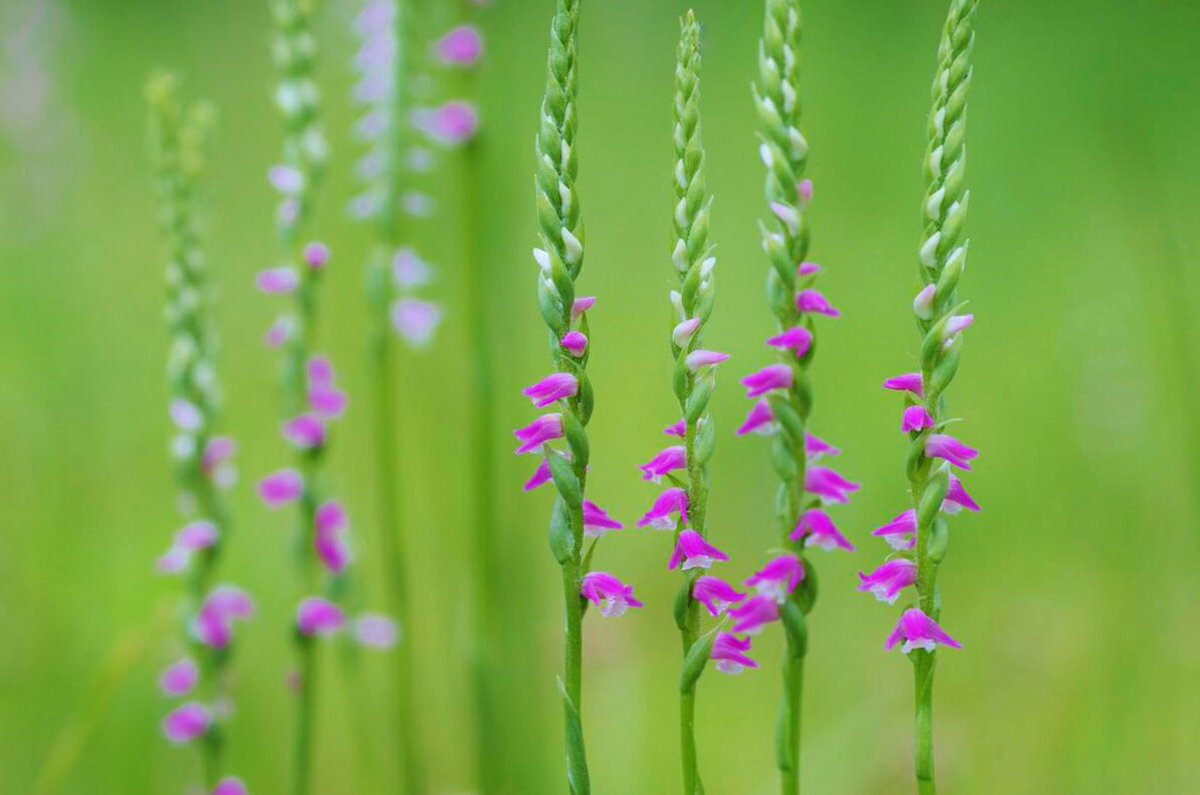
xmin=146 ymin=72 xmax=250 ymax=795
xmin=263 ymin=4 xmax=393 ymax=794
xmin=654 ymin=14 xmax=735 ymax=794
xmin=861 ymin=2 xmax=980 ymax=793
xmin=744 ymin=2 xmax=859 ymax=792
xmin=518 ymin=2 xmax=641 ymax=792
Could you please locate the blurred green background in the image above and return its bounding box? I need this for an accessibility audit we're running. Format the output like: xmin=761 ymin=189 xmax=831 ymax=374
xmin=3 ymin=0 xmax=1200 ymax=792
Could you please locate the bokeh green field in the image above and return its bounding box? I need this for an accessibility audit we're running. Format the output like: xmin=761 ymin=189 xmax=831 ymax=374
xmin=3 ymin=0 xmax=1200 ymax=792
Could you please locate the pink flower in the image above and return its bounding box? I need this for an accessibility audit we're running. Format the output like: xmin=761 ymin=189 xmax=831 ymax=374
xmin=692 ymin=577 xmax=744 ymax=618
xmin=256 ymin=267 xmax=298 ymax=295
xmin=884 ymin=608 xmax=961 ymax=654
xmin=282 ymin=414 xmax=326 ymax=449
xmin=212 ymin=778 xmax=249 ymax=795
xmin=392 ymin=299 xmax=442 ymax=346
xmin=415 ymin=101 xmax=478 ymax=144
xmin=393 ymin=249 xmax=432 ymax=288
xmin=522 ymin=373 xmax=578 ymax=408
xmin=873 ymin=509 xmax=917 ymax=550
xmin=798 ymin=179 xmax=813 ymax=203
xmin=790 ymin=508 xmax=855 ymax=551
xmin=265 ymin=316 xmax=295 ymax=348
xmin=156 ymin=521 xmax=220 ymax=573
xmin=805 ymin=466 xmax=861 ymax=504
xmin=523 ymin=459 xmax=553 ymax=491
xmin=169 ymin=399 xmax=202 ymax=431
xmin=672 ymin=318 xmax=701 ymax=347
xmin=770 ymin=201 xmax=800 ymax=234
xmin=913 ymin=284 xmax=936 ymax=320
xmin=925 ymin=434 xmax=979 ymax=471
xmin=901 ymin=405 xmax=935 ymax=433
xmin=942 ymin=314 xmax=974 ymax=344
xmin=796 ymin=289 xmax=840 ymax=317
xmin=728 ymin=595 xmax=780 ymax=635
xmin=583 ymin=500 xmax=623 ymax=538
xmin=159 ymin=658 xmax=199 ymax=697
xmin=303 ymin=242 xmax=330 ymax=270
xmin=640 ymin=446 xmax=686 ymax=483
xmin=355 ymin=614 xmax=398 ymax=649
xmin=192 ymin=586 xmax=255 ymax=649
xmin=297 ymin=597 xmax=346 ymax=636
xmin=514 ymin=414 xmax=563 ymax=455
xmin=711 ymin=633 xmax=758 ymax=675
xmin=561 ymin=331 xmax=588 ymax=357
xmin=315 ymin=501 xmax=351 ymax=574
xmin=307 ymin=356 xmax=347 ymax=418
xmin=805 ymin=432 xmax=840 ymax=459
xmin=766 ymin=327 xmax=813 ymax=358
xmin=580 ymin=572 xmax=643 ymax=618
xmin=741 ymin=364 xmax=793 ymax=398
xmin=637 ymin=488 xmax=689 ymax=530
xmin=571 ymin=296 xmax=596 ymax=319
xmin=883 ymin=372 xmax=924 ymax=398
xmin=685 ymin=350 xmax=730 ymax=371
xmin=202 ymin=437 xmax=236 ymax=476
xmin=162 ymin=702 xmax=210 ymax=744
xmin=797 ymin=261 xmax=820 ymax=277
xmin=858 ymin=559 xmax=918 ymax=605
xmin=668 ymin=530 xmax=729 ymax=571
xmin=746 ymin=554 xmax=806 ymax=602
xmin=268 ymin=164 xmax=304 ymax=194
xmin=944 ymin=475 xmax=981 ymax=514
xmin=258 ymin=469 xmax=304 ymax=509
xmin=436 ymin=25 xmax=483 ymax=66
xmin=664 ymin=419 xmax=687 ymax=437
xmin=737 ymin=400 xmax=778 ymax=436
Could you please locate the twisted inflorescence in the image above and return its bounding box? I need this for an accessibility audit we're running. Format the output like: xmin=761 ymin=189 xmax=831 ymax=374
xmin=147 ymin=72 xmax=250 ymax=795
xmin=517 ymin=3 xmax=645 ymax=793
xmin=742 ymin=1 xmax=861 ymax=791
xmin=861 ymin=1 xmax=980 ymax=790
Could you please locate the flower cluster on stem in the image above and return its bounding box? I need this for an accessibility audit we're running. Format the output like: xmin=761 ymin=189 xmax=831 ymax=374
xmin=741 ymin=1 xmax=860 ymax=791
xmin=860 ymin=2 xmax=979 ymax=793
xmin=147 ymin=71 xmax=250 ymax=795
xmin=261 ymin=5 xmax=394 ymax=794
xmin=635 ymin=14 xmax=739 ymax=794
xmin=517 ymin=3 xmax=641 ymax=793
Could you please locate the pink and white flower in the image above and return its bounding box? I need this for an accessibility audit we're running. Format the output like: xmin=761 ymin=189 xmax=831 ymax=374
xmin=668 ymin=530 xmax=729 ymax=571
xmin=884 ymin=608 xmax=961 ymax=654
xmin=692 ymin=577 xmax=744 ymax=618
xmin=580 ymin=572 xmax=643 ymax=618
xmin=637 ymin=488 xmax=689 ymax=530
xmin=745 ymin=555 xmax=805 ymax=602
xmin=711 ymin=633 xmax=758 ymax=675
xmin=790 ymin=508 xmax=855 ymax=551
xmin=857 ymin=559 xmax=918 ymax=604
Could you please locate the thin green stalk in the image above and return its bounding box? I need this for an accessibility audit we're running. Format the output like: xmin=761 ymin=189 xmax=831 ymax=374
xmin=669 ymin=14 xmax=718 ymax=795
xmin=147 ymin=71 xmax=241 ymax=791
xmin=532 ymin=1 xmax=592 ymax=792
xmin=904 ymin=1 xmax=979 ymax=791
xmin=268 ymin=2 xmax=331 ymax=793
xmin=753 ymin=1 xmax=820 ymax=790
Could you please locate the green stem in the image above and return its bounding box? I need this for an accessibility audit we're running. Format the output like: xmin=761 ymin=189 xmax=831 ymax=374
xmin=292 ymin=639 xmax=318 ymax=795
xmin=679 ymin=610 xmax=700 ymax=794
xmin=561 ymin=556 xmax=588 ymax=795
xmin=460 ymin=136 xmax=501 ymax=795
xmin=913 ymin=652 xmax=937 ymax=794
xmin=778 ymin=649 xmax=804 ymax=795
xmin=369 ymin=299 xmax=423 ymax=795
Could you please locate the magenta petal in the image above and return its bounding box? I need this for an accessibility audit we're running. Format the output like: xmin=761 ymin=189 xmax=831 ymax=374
xmin=282 ymin=414 xmax=326 ymax=449
xmin=692 ymin=577 xmax=744 ymax=618
xmin=901 ymin=405 xmax=935 ymax=433
xmin=162 ymin=702 xmax=211 ymax=744
xmin=712 ymin=632 xmax=758 ymax=674
xmin=737 ymin=400 xmax=777 ymax=436
xmin=669 ymin=530 xmax=729 ymax=571
xmin=296 ymin=597 xmax=346 ymax=636
xmin=258 ymin=469 xmax=304 ymax=509
xmin=561 ymin=331 xmax=588 ymax=357
xmin=883 ymin=372 xmax=924 ymax=398
xmin=159 ymin=658 xmax=199 ymax=697
xmin=212 ymin=778 xmax=249 ymax=795
xmin=664 ymin=419 xmax=687 ymax=437
xmin=766 ymin=327 xmax=813 ymax=358
xmin=580 ymin=572 xmax=643 ymax=618
xmin=745 ymin=554 xmax=806 ymax=601
xmin=741 ymin=364 xmax=793 ymax=398
xmin=582 ymin=500 xmax=624 ymax=538
xmin=796 ymin=289 xmax=840 ymax=317
xmin=256 ymin=267 xmax=299 ymax=295
xmin=522 ymin=373 xmax=579 ymax=408
xmin=523 ymin=459 xmax=553 ymax=491
xmin=514 ymin=413 xmax=564 ymax=455
xmin=437 ymin=25 xmax=483 ymax=66
xmin=637 ymin=488 xmax=689 ymax=530
xmin=728 ymin=595 xmax=780 ymax=635
xmin=925 ymin=434 xmax=979 ymax=471
xmin=639 ymin=446 xmax=687 ymax=483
